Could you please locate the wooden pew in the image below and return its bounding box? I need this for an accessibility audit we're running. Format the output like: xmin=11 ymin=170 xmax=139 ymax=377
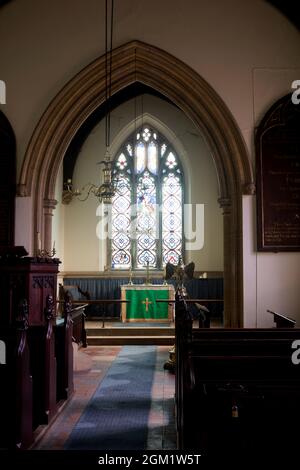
xmin=58 ymin=284 xmax=87 ymax=348
xmin=55 ymin=294 xmax=74 ymax=401
xmin=175 ymin=293 xmax=300 ymax=455
xmin=27 ymin=295 xmax=57 ymax=428
xmin=70 ymin=305 xmax=87 ymax=348
xmin=0 ymin=301 xmax=33 ymax=449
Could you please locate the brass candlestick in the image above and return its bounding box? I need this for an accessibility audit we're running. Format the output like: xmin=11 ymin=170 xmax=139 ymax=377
xmin=128 ymin=268 xmax=134 ymax=285
xmin=36 ymin=240 xmax=56 ymax=258
xmin=37 ymin=247 xmax=57 ymax=258
xmin=145 ymin=260 xmax=151 ymax=285
xmin=163 ymin=266 xmax=168 ymax=285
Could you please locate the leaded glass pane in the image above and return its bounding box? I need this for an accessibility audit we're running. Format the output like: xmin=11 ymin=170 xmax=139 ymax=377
xmin=111 ymin=175 xmax=131 ymax=268
xmin=162 ymin=173 xmax=182 ymax=265
xmin=142 ymin=127 xmax=151 ymax=142
xmin=126 ymin=144 xmax=133 ymax=156
xmin=166 ymin=151 xmax=177 ymax=169
xmin=136 ymin=142 xmax=146 ymax=173
xmin=116 ymin=153 xmax=127 ymax=170
xmin=147 ymin=141 xmax=158 ymax=174
xmin=136 ymin=171 xmax=157 ymax=268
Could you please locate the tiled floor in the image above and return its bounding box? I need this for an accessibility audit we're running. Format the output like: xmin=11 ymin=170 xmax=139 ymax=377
xmin=147 ymin=347 xmax=176 ymax=449
xmin=33 ymin=345 xmax=176 ymax=450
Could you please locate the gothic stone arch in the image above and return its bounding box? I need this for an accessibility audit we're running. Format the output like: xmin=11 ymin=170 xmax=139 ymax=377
xmin=18 ymin=41 xmax=254 ymax=327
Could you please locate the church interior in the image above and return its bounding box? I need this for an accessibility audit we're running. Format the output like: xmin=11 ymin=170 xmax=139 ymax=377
xmin=0 ymin=0 xmax=300 ymax=459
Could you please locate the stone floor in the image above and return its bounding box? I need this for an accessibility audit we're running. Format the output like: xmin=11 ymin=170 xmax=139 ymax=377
xmin=147 ymin=347 xmax=176 ymax=449
xmin=32 ymin=345 xmax=176 ymax=450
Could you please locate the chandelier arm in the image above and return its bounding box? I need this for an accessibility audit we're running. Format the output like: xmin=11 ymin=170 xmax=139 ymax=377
xmin=76 ymin=183 xmax=97 ymax=202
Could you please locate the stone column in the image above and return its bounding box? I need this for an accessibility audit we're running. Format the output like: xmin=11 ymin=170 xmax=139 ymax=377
xmin=43 ymin=199 xmax=57 ymax=253
xmin=218 ymin=197 xmax=241 ymax=328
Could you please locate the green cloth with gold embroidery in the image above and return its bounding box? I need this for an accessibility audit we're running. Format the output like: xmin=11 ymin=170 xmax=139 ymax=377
xmin=125 ymin=289 xmax=169 ymax=320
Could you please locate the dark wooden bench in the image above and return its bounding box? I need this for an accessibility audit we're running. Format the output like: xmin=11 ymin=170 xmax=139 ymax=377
xmin=0 ymin=306 xmax=33 ymax=449
xmin=58 ymin=284 xmax=87 ymax=347
xmin=27 ymin=295 xmax=57 ymax=429
xmin=175 ymin=294 xmax=300 ymax=455
xmin=71 ymin=305 xmax=87 ymax=348
xmin=55 ymin=295 xmax=74 ymax=401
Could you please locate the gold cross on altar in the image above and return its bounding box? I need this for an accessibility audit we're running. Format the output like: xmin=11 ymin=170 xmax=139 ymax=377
xmin=142 ymin=297 xmax=152 ymax=312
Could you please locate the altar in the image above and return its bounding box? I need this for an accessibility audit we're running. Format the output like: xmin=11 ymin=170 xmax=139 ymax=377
xmin=121 ymin=284 xmax=175 ymax=322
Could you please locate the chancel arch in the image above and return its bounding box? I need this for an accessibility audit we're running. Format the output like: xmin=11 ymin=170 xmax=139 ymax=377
xmin=18 ymin=40 xmax=254 ymax=327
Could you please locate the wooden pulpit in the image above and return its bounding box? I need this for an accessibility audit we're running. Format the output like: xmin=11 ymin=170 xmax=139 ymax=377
xmin=0 ymin=247 xmax=60 ymax=325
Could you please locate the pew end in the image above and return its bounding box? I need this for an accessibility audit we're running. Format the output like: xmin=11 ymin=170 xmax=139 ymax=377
xmin=58 ymin=284 xmax=87 ymax=348
xmin=175 ymin=295 xmax=300 ymax=455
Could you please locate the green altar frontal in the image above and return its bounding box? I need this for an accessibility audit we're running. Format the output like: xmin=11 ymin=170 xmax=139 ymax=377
xmin=121 ymin=284 xmax=175 ymax=322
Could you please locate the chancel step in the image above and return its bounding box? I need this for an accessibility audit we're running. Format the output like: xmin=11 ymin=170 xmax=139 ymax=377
xmin=87 ymin=335 xmax=174 ymax=346
xmin=86 ymin=327 xmax=175 ymax=337
xmin=85 ymin=321 xmax=175 ymax=345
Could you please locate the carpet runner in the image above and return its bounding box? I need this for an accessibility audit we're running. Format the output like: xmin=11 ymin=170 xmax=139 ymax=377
xmin=64 ymin=346 xmax=157 ymax=450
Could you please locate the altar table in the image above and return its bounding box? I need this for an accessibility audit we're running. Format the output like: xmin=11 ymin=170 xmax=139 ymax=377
xmin=121 ymin=284 xmax=175 ymax=322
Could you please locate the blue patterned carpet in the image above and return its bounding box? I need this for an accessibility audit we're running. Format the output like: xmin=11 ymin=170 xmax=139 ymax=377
xmin=64 ymin=346 xmax=157 ymax=450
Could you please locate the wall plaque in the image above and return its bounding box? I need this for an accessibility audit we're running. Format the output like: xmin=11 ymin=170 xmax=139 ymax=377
xmin=256 ymin=95 xmax=300 ymax=251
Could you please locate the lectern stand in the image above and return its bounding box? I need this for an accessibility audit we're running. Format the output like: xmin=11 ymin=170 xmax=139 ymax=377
xmin=267 ymin=309 xmax=296 ymax=328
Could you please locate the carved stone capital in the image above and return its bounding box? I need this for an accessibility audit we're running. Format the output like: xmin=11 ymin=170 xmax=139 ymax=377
xmin=16 ymin=184 xmax=28 ymax=197
xmin=218 ymin=197 xmax=232 ymax=214
xmin=243 ymin=182 xmax=256 ymax=195
xmin=43 ymin=198 xmax=58 ymax=214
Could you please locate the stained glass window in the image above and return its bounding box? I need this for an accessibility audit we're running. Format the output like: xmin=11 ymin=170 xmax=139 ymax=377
xmin=111 ymin=126 xmax=184 ymax=269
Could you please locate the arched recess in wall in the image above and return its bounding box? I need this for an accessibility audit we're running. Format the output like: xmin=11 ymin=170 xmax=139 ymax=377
xmin=18 ymin=40 xmax=254 ymax=327
xmin=0 ymin=111 xmax=16 ymax=246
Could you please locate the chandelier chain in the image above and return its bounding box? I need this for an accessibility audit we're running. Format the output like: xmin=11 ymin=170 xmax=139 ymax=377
xmin=62 ymin=0 xmax=116 ymax=205
xmin=105 ymin=0 xmax=114 ymax=149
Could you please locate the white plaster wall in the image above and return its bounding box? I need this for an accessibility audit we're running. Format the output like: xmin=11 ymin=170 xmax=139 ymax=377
xmin=62 ymin=94 xmax=223 ymax=272
xmin=257 ymin=253 xmax=300 ymax=327
xmin=14 ymin=196 xmax=33 ymax=254
xmin=243 ymin=190 xmax=300 ymax=327
xmin=243 ymin=71 xmax=300 ymax=327
xmin=0 ymin=0 xmax=299 ymax=174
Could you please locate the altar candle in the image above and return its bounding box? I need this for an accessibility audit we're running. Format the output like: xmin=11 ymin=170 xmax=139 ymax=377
xmin=37 ymin=232 xmax=41 ymax=251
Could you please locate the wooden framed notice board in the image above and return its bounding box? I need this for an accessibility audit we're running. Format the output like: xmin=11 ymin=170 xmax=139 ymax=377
xmin=255 ymin=94 xmax=300 ymax=251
